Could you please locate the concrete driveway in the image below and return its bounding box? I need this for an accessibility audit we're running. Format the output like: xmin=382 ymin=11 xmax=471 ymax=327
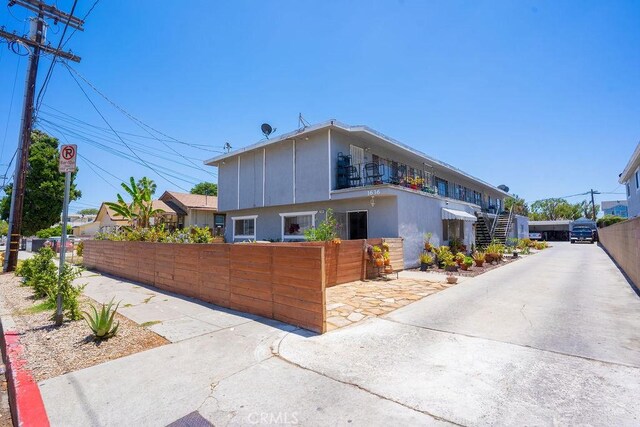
xmin=39 ymin=242 xmax=640 ymax=426
xmin=279 ymin=242 xmax=640 ymax=425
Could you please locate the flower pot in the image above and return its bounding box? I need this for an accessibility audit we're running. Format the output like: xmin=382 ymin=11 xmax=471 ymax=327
xmin=474 ymin=260 xmax=484 ymax=267
xmin=512 ymin=251 xmax=518 ymax=258
xmin=384 ymin=265 xmax=393 ymax=273
xmin=375 ymin=258 xmax=384 ymax=267
xmin=461 ymin=264 xmax=471 ymax=271
xmin=384 ymin=258 xmax=390 ymax=266
xmin=424 ymin=243 xmax=432 ymax=251
xmin=445 ymin=265 xmax=458 ymax=272
xmin=485 ymin=254 xmax=494 ymax=263
xmin=420 ymin=262 xmax=428 ymax=271
xmin=446 ymin=276 xmax=458 ymax=284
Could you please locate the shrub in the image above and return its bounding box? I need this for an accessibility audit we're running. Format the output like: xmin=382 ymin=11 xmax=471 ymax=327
xmin=472 ymin=251 xmax=485 ymax=263
xmin=83 ymin=298 xmax=120 ymax=340
xmin=76 ymin=240 xmax=84 ymax=257
xmin=35 ymin=224 xmax=73 ymax=238
xmin=597 ymin=215 xmax=626 ymax=228
xmin=463 ymin=256 xmax=474 ymax=267
xmin=47 ymin=264 xmax=85 ymax=321
xmin=304 ymin=209 xmax=338 ymax=242
xmin=419 ymin=253 xmax=434 ymax=264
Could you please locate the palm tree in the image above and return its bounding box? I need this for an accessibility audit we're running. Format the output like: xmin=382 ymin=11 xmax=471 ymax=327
xmin=137 ymin=177 xmax=157 ymax=196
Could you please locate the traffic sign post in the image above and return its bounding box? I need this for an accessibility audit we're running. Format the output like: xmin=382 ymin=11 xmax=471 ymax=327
xmin=54 ymin=145 xmax=76 ymax=325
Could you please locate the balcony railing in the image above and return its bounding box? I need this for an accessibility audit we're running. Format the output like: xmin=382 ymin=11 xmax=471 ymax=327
xmin=336 ymin=161 xmax=437 ymax=194
xmin=335 ymin=158 xmax=501 ymax=213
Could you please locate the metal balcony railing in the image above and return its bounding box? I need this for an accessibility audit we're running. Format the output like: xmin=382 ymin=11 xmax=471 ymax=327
xmin=336 ymin=162 xmax=437 ymax=194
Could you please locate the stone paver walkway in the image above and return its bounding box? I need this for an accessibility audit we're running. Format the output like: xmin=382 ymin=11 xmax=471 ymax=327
xmin=325 ymin=277 xmax=457 ymax=331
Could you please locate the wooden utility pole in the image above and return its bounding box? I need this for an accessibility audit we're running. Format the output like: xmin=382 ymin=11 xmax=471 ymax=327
xmin=1 ymin=1 xmax=83 ymax=272
xmin=590 ymin=189 xmax=600 ymax=221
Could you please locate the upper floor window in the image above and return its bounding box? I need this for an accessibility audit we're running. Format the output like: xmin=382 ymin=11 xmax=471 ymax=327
xmin=280 ymin=211 xmax=316 ymax=240
xmin=435 ymin=178 xmax=448 ymax=197
xmin=627 ymin=182 xmax=631 ymax=197
xmin=636 ymin=170 xmax=639 ymax=189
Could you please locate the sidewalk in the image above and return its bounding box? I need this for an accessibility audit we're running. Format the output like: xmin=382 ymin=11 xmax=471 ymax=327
xmin=39 ymin=271 xmax=443 ymax=426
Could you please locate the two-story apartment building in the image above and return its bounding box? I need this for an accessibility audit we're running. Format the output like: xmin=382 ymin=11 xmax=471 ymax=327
xmin=206 ymin=120 xmax=509 ymax=266
xmin=620 ymin=141 xmax=640 ymax=218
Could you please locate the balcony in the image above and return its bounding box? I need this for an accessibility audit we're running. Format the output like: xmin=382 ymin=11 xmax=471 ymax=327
xmin=335 ymin=156 xmax=501 ymax=213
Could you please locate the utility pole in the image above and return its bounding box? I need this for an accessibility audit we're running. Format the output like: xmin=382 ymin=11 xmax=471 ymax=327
xmin=590 ymin=189 xmax=600 ymax=221
xmin=1 ymin=1 xmax=83 ymax=272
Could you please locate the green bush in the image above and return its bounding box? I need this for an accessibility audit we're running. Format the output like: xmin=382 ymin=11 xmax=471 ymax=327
xmin=76 ymin=240 xmax=84 ymax=257
xmin=597 ymin=215 xmax=626 ymax=228
xmin=15 ymin=246 xmax=85 ymax=321
xmin=304 ymin=209 xmax=338 ymax=242
xmin=95 ymin=225 xmax=214 ymax=244
xmin=35 ymin=224 xmax=73 ymax=238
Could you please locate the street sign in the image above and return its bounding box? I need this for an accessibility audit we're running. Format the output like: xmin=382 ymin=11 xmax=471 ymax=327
xmin=59 ymin=144 xmax=77 ymax=173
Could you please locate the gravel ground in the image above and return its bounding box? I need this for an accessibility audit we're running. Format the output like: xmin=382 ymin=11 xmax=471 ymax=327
xmin=0 ymin=273 xmax=168 ymax=382
xmin=0 ymin=370 xmax=11 ymax=427
xmin=409 ymin=251 xmax=542 ymax=277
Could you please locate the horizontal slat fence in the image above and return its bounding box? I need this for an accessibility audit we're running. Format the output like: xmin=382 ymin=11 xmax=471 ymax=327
xmin=83 ymin=241 xmax=326 ymax=333
xmin=83 ymin=237 xmax=404 ymax=333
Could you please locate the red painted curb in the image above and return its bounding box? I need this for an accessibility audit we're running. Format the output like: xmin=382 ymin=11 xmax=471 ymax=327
xmin=1 ymin=328 xmax=50 ymax=427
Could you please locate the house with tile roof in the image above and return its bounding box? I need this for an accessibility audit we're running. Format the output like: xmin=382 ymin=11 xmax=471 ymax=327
xmin=159 ymin=191 xmax=224 ymax=232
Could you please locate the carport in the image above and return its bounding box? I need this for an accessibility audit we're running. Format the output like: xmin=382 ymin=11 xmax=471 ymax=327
xmin=529 ymin=220 xmax=571 ymax=241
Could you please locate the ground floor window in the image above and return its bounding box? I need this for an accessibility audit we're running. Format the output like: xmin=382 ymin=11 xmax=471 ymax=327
xmin=232 ymin=215 xmax=257 ymax=240
xmin=280 ymin=211 xmax=316 ymax=240
xmin=443 ymin=219 xmax=464 ymax=241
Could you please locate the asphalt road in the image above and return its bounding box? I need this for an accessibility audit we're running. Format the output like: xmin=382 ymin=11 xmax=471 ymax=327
xmin=280 ymin=242 xmax=640 ymax=425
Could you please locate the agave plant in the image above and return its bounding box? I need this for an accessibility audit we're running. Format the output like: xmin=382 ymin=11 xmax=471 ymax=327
xmin=83 ymin=298 xmax=120 ymax=340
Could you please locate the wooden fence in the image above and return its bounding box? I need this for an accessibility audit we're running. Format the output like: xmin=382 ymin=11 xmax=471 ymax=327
xmin=83 ymin=237 xmax=404 ymax=333
xmin=83 ymin=241 xmax=326 ymax=333
xmin=598 ymin=217 xmax=640 ymax=289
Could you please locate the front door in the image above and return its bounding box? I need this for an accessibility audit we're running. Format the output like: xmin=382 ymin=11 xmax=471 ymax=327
xmin=348 ymin=211 xmax=368 ymax=239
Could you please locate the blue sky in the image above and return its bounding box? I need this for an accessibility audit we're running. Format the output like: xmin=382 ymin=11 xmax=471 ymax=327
xmin=1 ymin=0 xmax=638 ymax=213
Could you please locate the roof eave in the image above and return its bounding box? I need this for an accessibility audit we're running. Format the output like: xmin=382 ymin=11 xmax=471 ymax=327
xmin=619 ymin=142 xmax=640 ymax=183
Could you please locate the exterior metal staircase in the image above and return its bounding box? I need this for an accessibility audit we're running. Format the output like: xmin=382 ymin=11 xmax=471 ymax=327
xmin=491 ymin=207 xmax=514 ymax=245
xmin=475 ymin=206 xmax=514 ymax=248
xmin=475 ymin=213 xmax=493 ymax=248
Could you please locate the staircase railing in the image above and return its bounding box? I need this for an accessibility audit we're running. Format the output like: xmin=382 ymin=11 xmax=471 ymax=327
xmin=504 ymin=205 xmax=515 ymax=242
xmin=489 ymin=214 xmax=499 ymax=239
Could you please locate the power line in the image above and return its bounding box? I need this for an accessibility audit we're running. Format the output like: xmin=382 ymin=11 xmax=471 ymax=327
xmin=0 ymin=51 xmax=23 ymax=164
xmin=64 ymin=63 xmax=224 ymax=153
xmin=64 ymin=64 xmax=190 ymax=191
xmin=60 ymin=0 xmax=100 ymax=49
xmin=77 ymin=155 xmax=120 ymax=191
xmin=39 ymin=121 xmax=203 ymax=185
xmin=33 ymin=0 xmax=78 ymax=117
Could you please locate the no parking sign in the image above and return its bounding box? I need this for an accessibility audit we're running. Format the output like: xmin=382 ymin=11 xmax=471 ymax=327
xmin=59 ymin=144 xmax=77 ymax=173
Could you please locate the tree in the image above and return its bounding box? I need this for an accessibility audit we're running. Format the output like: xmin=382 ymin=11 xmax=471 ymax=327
xmin=0 ymin=220 xmax=8 ymax=236
xmin=597 ymin=215 xmax=625 ymax=228
xmin=190 ymin=182 xmax=217 ymax=196
xmin=106 ymin=177 xmax=163 ymax=229
xmin=77 ymin=208 xmax=98 ymax=215
xmin=504 ymin=194 xmax=529 ymax=215
xmin=529 ymin=198 xmax=582 ymax=221
xmin=0 ymin=130 xmax=81 ymax=236
xmin=136 ymin=177 xmax=156 ymax=196
xmin=576 ymin=200 xmax=600 ymax=219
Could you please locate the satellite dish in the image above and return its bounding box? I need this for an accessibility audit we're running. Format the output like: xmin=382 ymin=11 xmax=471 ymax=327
xmin=497 ymin=184 xmax=510 ymax=193
xmin=261 ymin=123 xmax=275 ymax=139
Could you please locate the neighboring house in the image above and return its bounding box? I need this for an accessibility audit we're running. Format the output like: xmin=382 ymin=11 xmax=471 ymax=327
xmin=89 ymin=202 xmax=133 ymax=234
xmin=601 ymin=200 xmax=628 ymax=218
xmin=158 ymin=191 xmax=224 ymax=232
xmin=619 ymin=141 xmax=640 ymax=218
xmin=206 ymin=120 xmax=510 ymax=266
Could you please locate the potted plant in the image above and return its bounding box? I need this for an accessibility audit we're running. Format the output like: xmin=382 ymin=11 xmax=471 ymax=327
xmin=461 ymin=256 xmax=473 ymax=271
xmin=455 ymin=252 xmax=465 ymax=267
xmin=383 ymin=251 xmax=391 ymax=266
xmin=446 ymin=272 xmax=458 ymax=284
xmin=472 ymin=251 xmax=485 ymax=267
xmin=423 ymin=232 xmax=433 ymax=251
xmin=419 ymin=253 xmax=433 ymax=271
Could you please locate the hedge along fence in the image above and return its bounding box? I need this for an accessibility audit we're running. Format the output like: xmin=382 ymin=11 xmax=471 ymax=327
xmin=83 ymin=241 xmax=326 ymax=333
xmin=598 ymin=217 xmax=640 ymax=289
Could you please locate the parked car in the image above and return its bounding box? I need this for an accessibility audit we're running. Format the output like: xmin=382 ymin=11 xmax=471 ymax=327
xmin=46 ymin=237 xmax=75 ymax=253
xmin=570 ymin=227 xmax=595 ymax=244
xmin=529 ymin=232 xmax=542 ymax=240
